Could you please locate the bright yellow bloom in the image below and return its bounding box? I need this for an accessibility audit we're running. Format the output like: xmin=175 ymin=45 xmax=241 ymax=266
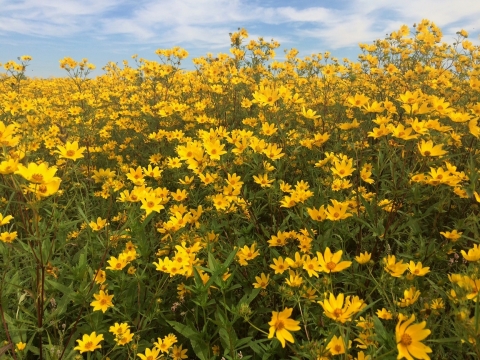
xmin=397 ymin=287 xmax=421 ymax=307
xmin=440 ymin=230 xmax=462 ymax=241
xmin=0 ymin=213 xmax=13 ymax=226
xmin=396 ymin=314 xmax=432 ymax=360
xmin=355 ymin=252 xmax=372 ymax=265
xmin=140 ymin=193 xmax=165 ymax=215
xmin=54 ymin=140 xmax=86 ymax=160
xmin=171 ymin=344 xmax=188 ymax=360
xmin=16 ymin=342 xmax=26 ymax=351
xmin=267 ymin=307 xmax=301 ymax=348
xmin=302 ymin=255 xmax=321 ymax=277
xmin=327 ymin=335 xmax=347 ymax=355
xmin=383 ymin=255 xmax=409 ymax=277
xmin=316 ymin=247 xmax=352 ymax=273
xmin=204 ymin=140 xmax=227 ymax=160
xmin=331 ymin=158 xmax=355 ymax=178
xmin=253 ymin=173 xmax=274 ymax=188
xmin=15 ymin=162 xmax=59 ymax=184
xmin=137 ymin=347 xmax=162 ymax=360
xmin=253 ymin=273 xmax=270 ymax=289
xmin=106 ymin=255 xmax=128 ymax=271
xmin=237 ymin=243 xmax=260 ymax=266
xmin=376 ymin=308 xmax=393 ymax=320
xmin=325 ymin=200 xmax=353 ymax=221
xmin=90 ymin=290 xmax=114 ymax=313
xmin=408 ymin=261 xmax=430 ymax=276
xmin=270 ymin=256 xmax=290 ymax=274
xmin=461 ymin=244 xmax=480 ymax=262
xmin=74 ymin=332 xmax=104 ymax=354
xmin=417 ymin=139 xmax=447 ymax=157
xmin=285 ymin=270 xmax=303 ymax=287
xmin=89 ymin=217 xmax=108 ymax=231
xmin=1 ymin=231 xmax=18 ymax=243
xmin=318 ymin=293 xmax=365 ymax=323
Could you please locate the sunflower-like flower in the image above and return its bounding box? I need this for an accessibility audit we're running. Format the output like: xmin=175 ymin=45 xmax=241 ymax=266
xmin=396 ymin=314 xmax=432 ymax=360
xmin=317 ymin=247 xmax=352 ymax=273
xmin=268 ymin=307 xmax=301 ymax=348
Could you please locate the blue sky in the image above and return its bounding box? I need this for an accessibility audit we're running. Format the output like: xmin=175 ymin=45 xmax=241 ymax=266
xmin=1 ymin=0 xmax=480 ymax=78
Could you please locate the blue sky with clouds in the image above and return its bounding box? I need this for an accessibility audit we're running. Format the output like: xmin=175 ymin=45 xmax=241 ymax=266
xmin=1 ymin=0 xmax=480 ymax=78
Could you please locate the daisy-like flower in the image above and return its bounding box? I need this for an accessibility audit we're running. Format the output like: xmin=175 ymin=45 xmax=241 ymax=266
xmin=267 ymin=307 xmax=301 ymax=348
xmin=355 ymin=251 xmax=372 ymax=265
xmin=461 ymin=244 xmax=480 ymax=262
xmin=439 ymin=230 xmax=462 ymax=242
xmin=326 ymin=335 xmax=347 ymax=355
xmin=0 ymin=213 xmax=13 ymax=226
xmin=73 ymin=332 xmax=104 ymax=354
xmin=376 ymin=308 xmax=393 ymax=320
xmin=137 ymin=347 xmax=162 ymax=360
xmin=90 ymin=290 xmax=114 ymax=313
xmin=317 ymin=247 xmax=352 ymax=273
xmin=54 ymin=140 xmax=86 ymax=161
xmin=253 ymin=273 xmax=270 ymax=289
xmin=383 ymin=255 xmax=409 ymax=277
xmin=396 ymin=314 xmax=432 ymax=360
xmin=408 ymin=261 xmax=430 ymax=277
xmin=417 ymin=139 xmax=447 ymax=157
xmin=318 ymin=293 xmax=365 ymax=323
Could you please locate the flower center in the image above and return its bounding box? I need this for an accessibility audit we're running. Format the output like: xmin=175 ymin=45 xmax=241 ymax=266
xmin=333 ymin=308 xmax=343 ymax=318
xmin=66 ymin=150 xmax=75 ymax=157
xmin=32 ymin=173 xmax=44 ymax=182
xmin=84 ymin=341 xmax=94 ymax=350
xmin=401 ymin=333 xmax=412 ymax=346
xmin=326 ymin=262 xmax=336 ymax=270
xmin=275 ymin=320 xmax=285 ymax=331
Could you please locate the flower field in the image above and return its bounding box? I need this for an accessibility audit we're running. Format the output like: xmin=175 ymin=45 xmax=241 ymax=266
xmin=1 ymin=20 xmax=480 ymax=359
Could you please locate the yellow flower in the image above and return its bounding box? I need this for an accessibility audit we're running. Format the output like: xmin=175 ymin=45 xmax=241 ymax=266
xmin=396 ymin=314 xmax=432 ymax=360
xmin=355 ymin=251 xmax=372 ymax=265
xmin=54 ymin=140 xmax=86 ymax=160
xmin=73 ymin=332 xmax=104 ymax=354
xmin=318 ymin=293 xmax=365 ymax=323
xmin=253 ymin=273 xmax=270 ymax=289
xmin=285 ymin=270 xmax=303 ymax=287
xmin=94 ymin=269 xmax=106 ymax=284
xmin=376 ymin=308 xmax=393 ymax=320
xmin=267 ymin=307 xmax=301 ymax=348
xmin=408 ymin=261 xmax=430 ymax=276
xmin=16 ymin=342 xmax=26 ymax=351
xmin=417 ymin=139 xmax=447 ymax=157
xmin=325 ymin=200 xmax=353 ymax=221
xmin=397 ymin=287 xmax=421 ymax=307
xmin=90 ymin=290 xmax=114 ymax=313
xmin=137 ymin=347 xmax=161 ymax=360
xmin=253 ymin=173 xmax=274 ymax=188
xmin=106 ymin=255 xmax=128 ymax=271
xmin=326 ymin=335 xmax=347 ymax=355
xmin=0 ymin=213 xmax=13 ymax=226
xmin=383 ymin=255 xmax=409 ymax=277
xmin=439 ymin=229 xmax=462 ymax=242
xmin=237 ymin=243 xmax=260 ymax=266
xmin=0 ymin=231 xmax=17 ymax=243
xmin=270 ymin=256 xmax=290 ymax=274
xmin=15 ymin=162 xmax=59 ymax=184
xmin=171 ymin=344 xmax=188 ymax=360
xmin=302 ymin=255 xmax=321 ymax=277
xmin=461 ymin=244 xmax=480 ymax=262
xmin=89 ymin=217 xmax=108 ymax=231
xmin=28 ymin=178 xmax=62 ymax=198
xmin=316 ymin=247 xmax=352 ymax=273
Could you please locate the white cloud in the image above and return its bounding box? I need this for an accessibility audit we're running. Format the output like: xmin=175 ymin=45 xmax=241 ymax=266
xmin=1 ymin=0 xmax=479 ymax=49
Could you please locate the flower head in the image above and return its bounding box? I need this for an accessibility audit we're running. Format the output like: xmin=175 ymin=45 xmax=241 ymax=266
xmin=396 ymin=314 xmax=432 ymax=360
xmin=268 ymin=307 xmax=301 ymax=348
xmin=74 ymin=332 xmax=104 ymax=354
